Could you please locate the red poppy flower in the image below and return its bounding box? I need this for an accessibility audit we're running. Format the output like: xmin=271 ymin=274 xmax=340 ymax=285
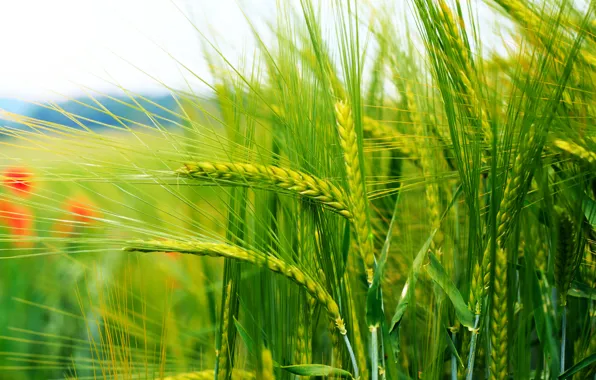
xmin=0 ymin=201 xmax=34 ymax=246
xmin=3 ymin=167 xmax=33 ymax=196
xmin=66 ymin=198 xmax=98 ymax=224
xmin=54 ymin=197 xmax=99 ymax=237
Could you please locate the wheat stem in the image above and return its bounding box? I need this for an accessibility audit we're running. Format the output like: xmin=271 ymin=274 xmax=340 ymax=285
xmin=451 ymin=329 xmax=457 ymax=380
xmin=561 ymin=305 xmax=567 ymax=373
xmin=343 ymin=267 xmax=368 ymax=378
xmin=465 ymin=314 xmax=481 ymax=380
xmin=405 ymin=85 xmax=443 ymax=250
xmin=343 ymin=334 xmax=359 ymax=379
xmin=370 ymin=327 xmax=379 ymax=380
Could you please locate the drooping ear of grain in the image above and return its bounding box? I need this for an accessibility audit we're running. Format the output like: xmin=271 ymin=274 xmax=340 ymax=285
xmin=177 ymin=162 xmax=352 ymax=219
xmin=124 ymin=240 xmax=347 ymax=334
xmin=553 ymin=139 xmax=596 ymax=169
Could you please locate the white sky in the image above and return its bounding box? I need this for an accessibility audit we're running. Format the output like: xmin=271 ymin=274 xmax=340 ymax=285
xmin=0 ymin=0 xmax=508 ymax=101
xmin=0 ymin=0 xmax=277 ymax=100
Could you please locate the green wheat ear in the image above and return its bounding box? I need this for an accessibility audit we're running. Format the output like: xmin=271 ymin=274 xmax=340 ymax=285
xmin=554 ymin=210 xmax=582 ymax=306
xmin=335 ymin=100 xmax=375 ymax=284
xmin=553 ymin=139 xmax=596 ymax=169
xmin=123 ymin=240 xmax=347 ymax=334
xmin=177 ymin=161 xmax=353 ymax=219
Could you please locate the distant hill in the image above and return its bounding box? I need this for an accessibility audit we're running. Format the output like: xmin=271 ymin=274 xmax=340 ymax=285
xmin=0 ymin=94 xmax=220 ymax=132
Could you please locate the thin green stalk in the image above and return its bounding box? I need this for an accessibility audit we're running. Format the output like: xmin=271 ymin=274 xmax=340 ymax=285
xmin=343 ymin=334 xmax=359 ymax=379
xmin=380 ymin=328 xmax=387 ymax=380
xmin=561 ymin=305 xmax=567 ymax=373
xmin=466 ymin=314 xmax=481 ymax=380
xmin=371 ymin=327 xmax=378 ymax=380
xmin=451 ymin=329 xmax=457 ymax=380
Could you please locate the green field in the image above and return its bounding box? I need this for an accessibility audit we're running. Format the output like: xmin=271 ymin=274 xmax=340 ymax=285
xmin=1 ymin=1 xmax=596 ymax=379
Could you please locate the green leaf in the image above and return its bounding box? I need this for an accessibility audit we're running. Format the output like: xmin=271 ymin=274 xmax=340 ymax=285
xmin=568 ymin=281 xmax=596 ymax=300
xmin=339 ymin=220 xmax=352 ymax=278
xmin=276 ymin=364 xmax=354 ymax=378
xmin=389 ymin=327 xmax=401 ymax=364
xmin=380 ymin=314 xmax=399 ymax=377
xmin=530 ymin=273 xmax=560 ymax=375
xmin=425 ymin=252 xmax=475 ymax=329
xmin=558 ymin=353 xmax=596 ymax=379
xmin=583 ymin=197 xmax=596 ymax=226
xmin=389 ymin=230 xmax=436 ymax=333
xmin=444 ymin=328 xmax=464 ymax=369
xmin=233 ymin=317 xmax=254 ymax=353
xmin=367 ymin=192 xmax=401 ymax=328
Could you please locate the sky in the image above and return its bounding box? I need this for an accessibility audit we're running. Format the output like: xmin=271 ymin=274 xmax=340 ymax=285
xmin=0 ymin=0 xmax=508 ymax=101
xmin=0 ymin=0 xmax=278 ymax=100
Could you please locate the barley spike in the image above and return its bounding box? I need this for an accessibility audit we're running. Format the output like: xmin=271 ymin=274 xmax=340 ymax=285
xmin=553 ymin=139 xmax=596 ymax=168
xmin=489 ymin=246 xmax=508 ymax=380
xmin=554 ymin=211 xmax=581 ymax=306
xmin=335 ymin=100 xmax=375 ymax=284
xmin=124 ymin=240 xmax=347 ymax=334
xmin=177 ymin=162 xmax=352 ymax=219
